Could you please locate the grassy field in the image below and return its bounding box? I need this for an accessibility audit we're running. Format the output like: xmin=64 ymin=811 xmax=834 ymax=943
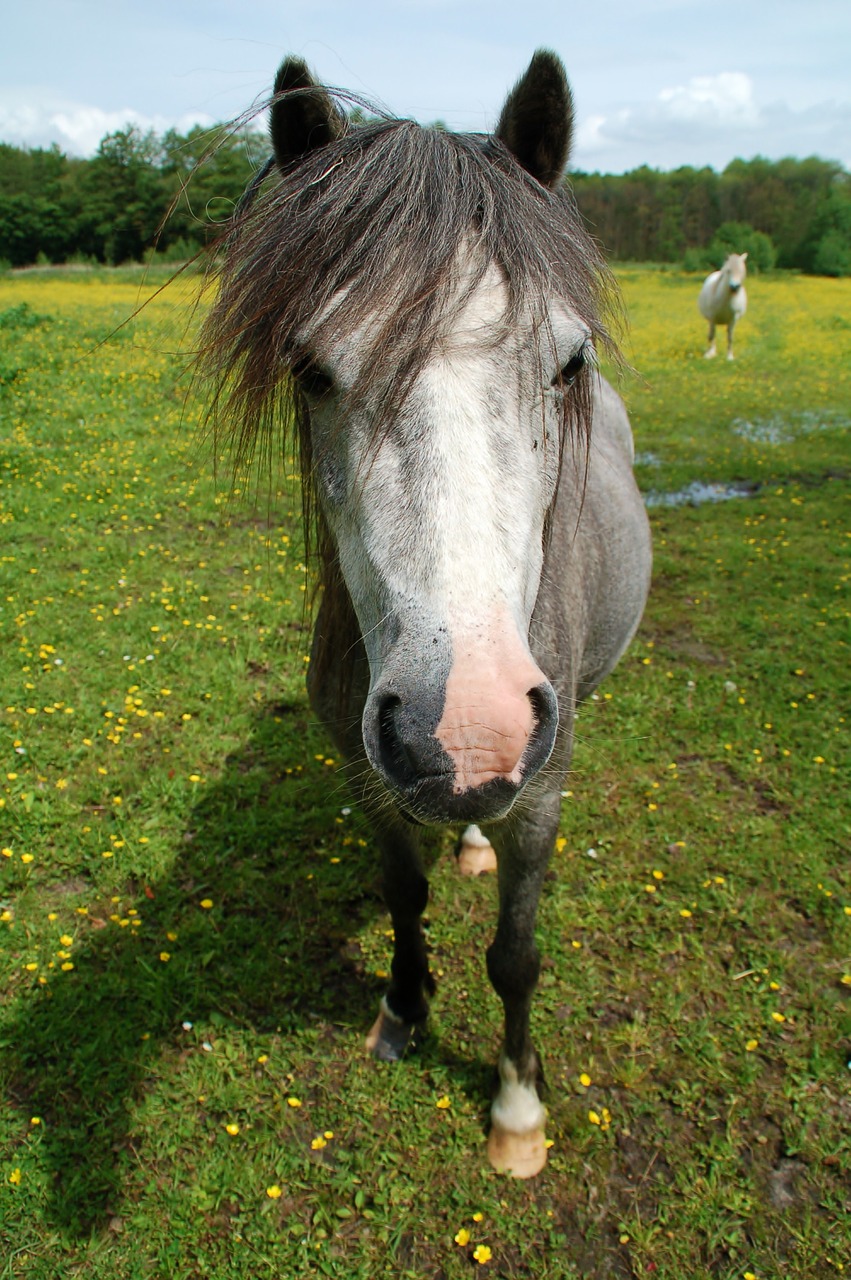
xmin=0 ymin=265 xmax=848 ymax=1280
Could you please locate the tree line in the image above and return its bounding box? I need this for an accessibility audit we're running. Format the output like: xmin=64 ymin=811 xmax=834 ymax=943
xmin=1 ymin=122 xmax=849 ymax=275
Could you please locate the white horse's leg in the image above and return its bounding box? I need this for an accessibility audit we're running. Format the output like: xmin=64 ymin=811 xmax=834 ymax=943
xmin=704 ymin=321 xmax=717 ymax=358
xmin=457 ymin=824 xmax=497 ymax=876
xmin=726 ymin=317 xmax=736 ymax=360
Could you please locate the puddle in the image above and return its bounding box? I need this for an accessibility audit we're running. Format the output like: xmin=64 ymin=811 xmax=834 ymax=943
xmin=634 ymin=451 xmax=662 ymax=468
xmin=644 ymin=480 xmax=757 ymax=509
xmin=731 ymin=410 xmax=850 ymax=444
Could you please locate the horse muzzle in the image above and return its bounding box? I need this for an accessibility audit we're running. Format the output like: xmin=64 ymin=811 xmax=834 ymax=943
xmin=362 ymin=676 xmax=559 ymax=825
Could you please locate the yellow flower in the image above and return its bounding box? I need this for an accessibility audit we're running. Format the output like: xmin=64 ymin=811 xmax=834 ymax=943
xmin=579 ymin=1073 xmax=592 ymax=1087
xmin=266 ymin=1184 xmax=282 ymax=1199
xmin=199 ymin=899 xmax=213 ymax=909
xmin=745 ymin=1039 xmax=759 ymax=1052
xmin=455 ymin=1228 xmax=470 ymax=1246
xmin=436 ymin=1095 xmax=451 ymax=1109
xmin=225 ymin=1123 xmax=240 ymax=1136
xmin=473 ymin=1245 xmax=492 ymax=1264
xmin=159 ymin=952 xmax=170 ymax=963
xmin=287 ymin=1096 xmax=301 ymax=1108
xmin=472 ymin=1212 xmax=484 ymax=1222
xmin=771 ymin=1012 xmax=786 ymax=1023
xmin=589 ymin=1110 xmax=601 ymax=1125
xmin=311 ymin=1135 xmax=327 ymax=1150
xmin=9 ymin=1168 xmax=22 ymax=1185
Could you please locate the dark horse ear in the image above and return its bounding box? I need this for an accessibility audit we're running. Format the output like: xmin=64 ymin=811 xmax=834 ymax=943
xmin=270 ymin=56 xmax=345 ymax=167
xmin=495 ymin=50 xmax=573 ymax=189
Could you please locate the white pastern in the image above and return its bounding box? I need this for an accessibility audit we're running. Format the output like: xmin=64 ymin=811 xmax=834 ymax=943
xmin=491 ymin=1053 xmax=546 ymax=1136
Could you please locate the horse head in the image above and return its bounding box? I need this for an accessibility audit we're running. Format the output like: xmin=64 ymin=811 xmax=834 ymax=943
xmin=724 ymin=252 xmax=748 ymax=292
xmin=267 ymin=56 xmax=590 ymax=825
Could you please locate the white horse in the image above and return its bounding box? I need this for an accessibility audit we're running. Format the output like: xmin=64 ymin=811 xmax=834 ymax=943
xmin=698 ymin=252 xmax=748 ymax=359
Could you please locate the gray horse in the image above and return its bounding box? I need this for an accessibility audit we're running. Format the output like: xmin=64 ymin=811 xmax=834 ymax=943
xmin=200 ymin=50 xmax=652 ymax=1177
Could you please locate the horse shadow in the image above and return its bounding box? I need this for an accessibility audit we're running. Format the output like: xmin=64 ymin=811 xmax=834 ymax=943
xmin=7 ymin=700 xmax=462 ymax=1236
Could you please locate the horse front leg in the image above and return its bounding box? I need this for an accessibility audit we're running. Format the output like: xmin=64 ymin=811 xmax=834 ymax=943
xmin=704 ymin=321 xmax=717 ymax=358
xmin=726 ymin=316 xmax=737 ymax=360
xmin=365 ymin=815 xmax=434 ymax=1061
xmin=484 ymin=794 xmax=560 ymax=1177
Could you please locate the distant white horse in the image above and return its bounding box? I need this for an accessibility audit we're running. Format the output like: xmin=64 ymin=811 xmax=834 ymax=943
xmin=698 ymin=252 xmax=748 ymax=359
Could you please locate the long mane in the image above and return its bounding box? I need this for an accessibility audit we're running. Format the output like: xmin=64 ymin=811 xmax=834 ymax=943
xmin=199 ymin=113 xmax=618 ymax=458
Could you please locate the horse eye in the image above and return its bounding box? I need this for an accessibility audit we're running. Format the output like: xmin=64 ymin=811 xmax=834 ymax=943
xmin=292 ymin=356 xmax=334 ymax=399
xmin=553 ymin=347 xmax=587 ymax=389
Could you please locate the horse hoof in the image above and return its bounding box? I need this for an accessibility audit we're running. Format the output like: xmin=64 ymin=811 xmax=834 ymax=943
xmin=457 ymin=825 xmax=497 ymax=876
xmin=704 ymin=350 xmax=717 ymax=359
xmin=487 ymin=1123 xmax=548 ymax=1178
xmin=365 ymin=999 xmax=415 ymax=1061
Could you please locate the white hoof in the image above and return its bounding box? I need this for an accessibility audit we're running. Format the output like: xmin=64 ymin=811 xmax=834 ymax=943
xmin=457 ymin=825 xmax=497 ymax=876
xmin=487 ymin=1122 xmax=548 ymax=1178
xmin=704 ymin=348 xmax=717 ymax=359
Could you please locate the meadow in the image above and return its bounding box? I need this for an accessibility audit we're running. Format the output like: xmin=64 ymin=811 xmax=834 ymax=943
xmin=0 ymin=265 xmax=848 ymax=1280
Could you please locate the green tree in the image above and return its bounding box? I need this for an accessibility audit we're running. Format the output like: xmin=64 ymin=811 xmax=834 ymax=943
xmin=159 ymin=124 xmax=261 ymax=253
xmin=74 ymin=126 xmax=168 ymax=263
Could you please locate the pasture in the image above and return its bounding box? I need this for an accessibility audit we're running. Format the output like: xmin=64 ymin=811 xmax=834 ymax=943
xmin=0 ymin=265 xmax=848 ymax=1279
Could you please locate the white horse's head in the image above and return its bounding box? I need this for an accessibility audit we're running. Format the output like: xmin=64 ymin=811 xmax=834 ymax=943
xmin=203 ymin=53 xmax=615 ymax=825
xmin=723 ymin=252 xmax=748 ymax=293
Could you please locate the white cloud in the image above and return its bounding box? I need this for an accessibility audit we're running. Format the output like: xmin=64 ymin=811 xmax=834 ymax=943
xmin=657 ymin=73 xmax=759 ymax=126
xmin=572 ymin=73 xmax=851 ymax=173
xmin=0 ymin=93 xmax=213 ymax=156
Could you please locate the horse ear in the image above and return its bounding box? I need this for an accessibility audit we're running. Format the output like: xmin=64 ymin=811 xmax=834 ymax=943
xmin=270 ymin=56 xmax=345 ymax=167
xmin=495 ymin=50 xmax=574 ymax=189
xmin=742 ymin=252 xmax=748 ymax=261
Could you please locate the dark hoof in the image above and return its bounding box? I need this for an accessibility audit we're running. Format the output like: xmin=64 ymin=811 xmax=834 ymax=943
xmin=365 ymin=1000 xmax=421 ymax=1061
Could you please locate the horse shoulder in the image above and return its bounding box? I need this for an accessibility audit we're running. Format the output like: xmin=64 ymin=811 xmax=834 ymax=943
xmin=698 ymin=271 xmax=722 ymax=319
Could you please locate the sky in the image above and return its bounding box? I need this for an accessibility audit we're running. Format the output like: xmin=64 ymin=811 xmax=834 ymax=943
xmin=2 ymin=0 xmax=849 ymax=175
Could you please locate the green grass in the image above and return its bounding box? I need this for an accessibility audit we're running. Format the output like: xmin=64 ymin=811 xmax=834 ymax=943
xmin=0 ymin=267 xmax=848 ymax=1279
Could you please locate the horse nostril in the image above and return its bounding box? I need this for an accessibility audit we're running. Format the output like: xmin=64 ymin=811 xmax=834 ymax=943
xmin=527 ymin=682 xmax=557 ymax=730
xmin=376 ymin=694 xmax=409 ymax=775
xmin=524 ymin=681 xmax=559 ymax=769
